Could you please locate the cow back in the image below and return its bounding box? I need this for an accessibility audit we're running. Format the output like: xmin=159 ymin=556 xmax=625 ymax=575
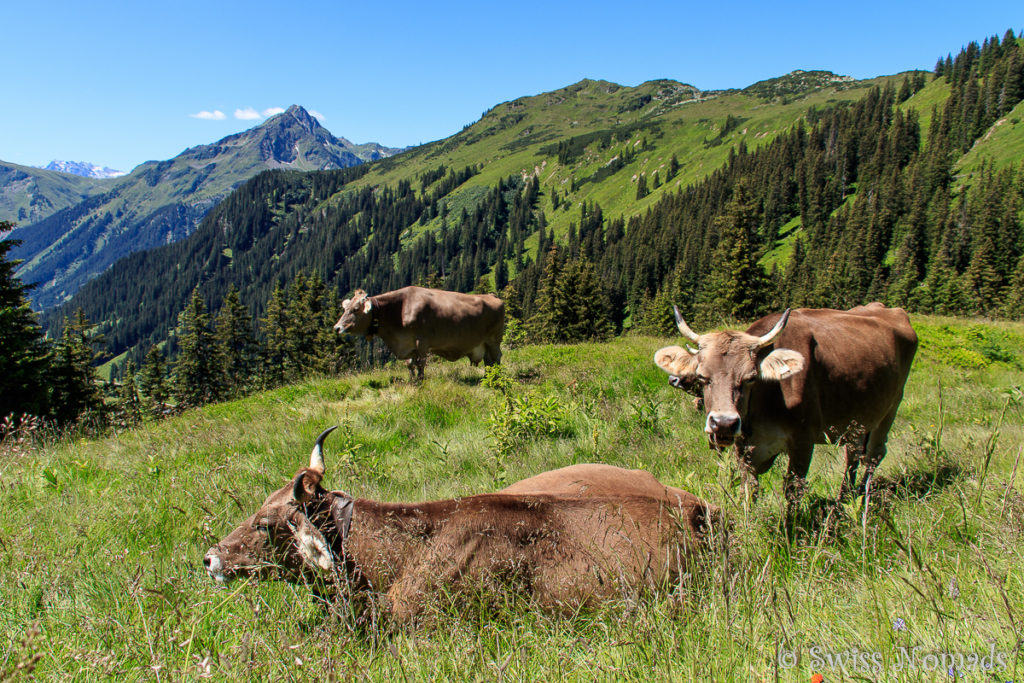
xmin=746 ymin=304 xmax=918 ymax=436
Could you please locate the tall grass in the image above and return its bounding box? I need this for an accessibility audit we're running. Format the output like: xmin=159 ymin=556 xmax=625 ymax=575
xmin=1 ymin=314 xmax=1022 ymax=680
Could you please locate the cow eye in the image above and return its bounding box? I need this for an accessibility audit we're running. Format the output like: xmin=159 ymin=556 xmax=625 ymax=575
xmin=696 ymin=374 xmax=710 ymax=385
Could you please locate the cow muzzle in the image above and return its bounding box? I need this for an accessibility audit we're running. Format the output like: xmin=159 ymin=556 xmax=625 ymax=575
xmin=705 ymin=412 xmax=741 ymax=447
xmin=203 ymin=549 xmax=228 ymax=584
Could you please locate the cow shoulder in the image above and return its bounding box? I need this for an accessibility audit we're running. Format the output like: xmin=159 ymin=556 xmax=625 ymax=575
xmin=398 ymin=287 xmax=433 ymax=328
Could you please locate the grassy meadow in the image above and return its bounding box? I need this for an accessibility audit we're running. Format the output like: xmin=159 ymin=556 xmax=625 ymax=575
xmin=1 ymin=314 xmax=1023 ymax=681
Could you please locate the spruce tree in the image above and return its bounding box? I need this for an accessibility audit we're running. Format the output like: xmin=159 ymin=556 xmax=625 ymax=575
xmin=116 ymin=360 xmax=143 ymax=426
xmin=527 ymin=246 xmax=565 ymax=342
xmin=528 ymin=247 xmax=613 ymax=343
xmin=138 ymin=346 xmax=171 ymax=418
xmin=172 ymin=287 xmax=221 ymax=408
xmin=696 ymin=183 xmax=772 ymax=324
xmin=0 ymin=234 xmax=51 ymax=419
xmin=965 ymin=234 xmax=1005 ymax=315
xmin=214 ymin=284 xmax=256 ymax=398
xmin=260 ymin=283 xmax=290 ymax=387
xmin=1002 ymin=253 xmax=1024 ymax=319
xmin=48 ymin=309 xmax=105 ymax=425
xmin=636 ymin=174 xmax=649 ymax=200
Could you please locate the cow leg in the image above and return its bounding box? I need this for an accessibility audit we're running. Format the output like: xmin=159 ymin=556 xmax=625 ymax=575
xmin=783 ymin=442 xmax=813 ymax=513
xmin=735 ymin=454 xmax=761 ymax=504
xmin=415 ymin=356 xmax=427 ymax=381
xmin=484 ymin=341 xmax=502 ymax=366
xmin=857 ymin=408 xmax=899 ymax=497
xmin=405 ymin=358 xmax=417 ymax=382
xmin=839 ymin=430 xmax=868 ymax=501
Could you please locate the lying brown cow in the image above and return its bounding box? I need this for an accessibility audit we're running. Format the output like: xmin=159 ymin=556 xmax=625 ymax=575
xmin=334 ymin=286 xmax=504 ymax=380
xmin=654 ymin=303 xmax=917 ymax=504
xmin=204 ymin=428 xmax=717 ymax=622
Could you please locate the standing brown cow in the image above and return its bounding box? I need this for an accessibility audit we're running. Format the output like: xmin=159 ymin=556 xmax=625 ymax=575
xmin=334 ymin=286 xmax=504 ymax=380
xmin=653 ymin=304 xmax=917 ymax=504
xmin=203 ymin=428 xmax=718 ymax=622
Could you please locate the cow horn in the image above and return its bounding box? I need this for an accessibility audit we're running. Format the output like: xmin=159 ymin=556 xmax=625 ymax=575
xmin=309 ymin=426 xmax=338 ymax=473
xmin=673 ymin=306 xmax=700 ymax=343
xmin=757 ymin=308 xmax=792 ymax=348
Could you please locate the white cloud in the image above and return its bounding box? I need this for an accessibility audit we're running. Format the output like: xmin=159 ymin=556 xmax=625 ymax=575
xmin=308 ymin=110 xmax=326 ymax=122
xmin=262 ymin=107 xmax=285 ymax=117
xmin=234 ymin=107 xmax=262 ymax=120
xmin=190 ymin=110 xmax=226 ymax=120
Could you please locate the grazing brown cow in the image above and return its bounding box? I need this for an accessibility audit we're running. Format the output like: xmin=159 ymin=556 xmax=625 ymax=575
xmin=334 ymin=286 xmax=504 ymax=380
xmin=204 ymin=428 xmax=717 ymax=622
xmin=654 ymin=304 xmax=917 ymax=503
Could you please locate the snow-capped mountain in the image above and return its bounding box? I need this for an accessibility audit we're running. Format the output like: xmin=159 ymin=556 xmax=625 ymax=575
xmin=42 ymin=160 xmax=127 ymax=179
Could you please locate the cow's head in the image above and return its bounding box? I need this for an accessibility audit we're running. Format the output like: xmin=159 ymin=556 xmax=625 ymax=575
xmin=203 ymin=427 xmax=354 ymax=584
xmin=654 ymin=308 xmax=805 ymax=447
xmin=333 ymin=290 xmax=374 ymax=336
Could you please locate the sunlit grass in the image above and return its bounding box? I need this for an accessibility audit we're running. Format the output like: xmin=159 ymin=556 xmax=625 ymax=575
xmin=1 ymin=314 xmax=1022 ymax=680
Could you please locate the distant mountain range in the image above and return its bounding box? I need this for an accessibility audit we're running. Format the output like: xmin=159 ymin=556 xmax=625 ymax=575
xmin=42 ymin=160 xmax=127 ymax=179
xmin=4 ymin=105 xmax=400 ymax=308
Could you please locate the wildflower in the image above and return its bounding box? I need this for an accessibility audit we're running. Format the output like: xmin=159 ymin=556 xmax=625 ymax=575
xmin=893 ymin=617 xmax=906 ymax=631
xmin=948 ymin=578 xmax=959 ymax=598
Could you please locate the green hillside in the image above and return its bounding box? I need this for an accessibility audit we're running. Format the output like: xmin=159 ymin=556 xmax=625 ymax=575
xmin=0 ymin=160 xmax=105 ymax=225
xmin=956 ymin=97 xmax=1024 ymax=178
xmin=39 ymin=30 xmax=1024 ymax=377
xmin=1 ymin=315 xmax=1021 ymax=679
xmin=350 ymin=72 xmax=906 ymax=245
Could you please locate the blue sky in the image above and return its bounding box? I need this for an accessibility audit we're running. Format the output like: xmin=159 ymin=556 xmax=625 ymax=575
xmin=2 ymin=1 xmax=1021 ymax=172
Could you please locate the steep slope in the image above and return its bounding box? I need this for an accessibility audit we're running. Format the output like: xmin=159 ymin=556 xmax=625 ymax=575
xmin=0 ymin=161 xmax=106 ymax=225
xmin=348 ymin=71 xmax=904 ymax=245
xmin=46 ymin=70 xmax=913 ymax=358
xmin=8 ymin=105 xmax=399 ymax=308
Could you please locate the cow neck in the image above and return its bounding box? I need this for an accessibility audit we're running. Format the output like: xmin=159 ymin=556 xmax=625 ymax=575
xmin=328 ymin=499 xmax=452 ymax=591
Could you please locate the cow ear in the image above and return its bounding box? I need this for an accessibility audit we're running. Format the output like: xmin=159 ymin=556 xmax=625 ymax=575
xmin=759 ymin=348 xmax=805 ymax=381
xmin=289 ymin=515 xmax=334 ymax=572
xmin=291 ymin=469 xmax=323 ymax=504
xmin=654 ymin=345 xmax=698 ymax=379
xmin=329 ymin=492 xmax=355 ymax=541
xmin=361 ymin=298 xmax=373 ymax=314
xmin=341 ymin=298 xmax=351 ymax=310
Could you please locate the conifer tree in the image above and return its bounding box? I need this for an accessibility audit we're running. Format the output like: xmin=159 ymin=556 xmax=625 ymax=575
xmin=667 ymin=153 xmax=680 ymax=181
xmin=214 ymin=284 xmax=256 ymax=398
xmin=48 ymin=309 xmax=105 ymax=425
xmin=116 ymin=360 xmax=143 ymax=426
xmin=260 ymin=282 xmax=290 ymax=387
xmin=528 ymin=246 xmax=613 ymax=342
xmin=965 ymin=234 xmax=1004 ymax=315
xmin=528 ymin=246 xmax=565 ymax=342
xmin=636 ymin=174 xmax=649 ymax=200
xmin=172 ymin=287 xmax=221 ymax=408
xmin=1002 ymin=253 xmax=1024 ymax=319
xmin=138 ymin=346 xmax=171 ymax=418
xmin=311 ymin=287 xmax=355 ymax=376
xmin=0 ymin=233 xmax=51 ymax=419
xmin=696 ymin=183 xmax=772 ymax=324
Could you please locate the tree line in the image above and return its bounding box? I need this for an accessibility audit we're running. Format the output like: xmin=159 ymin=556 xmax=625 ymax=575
xmin=1 ymin=237 xmax=365 ymax=433
xmin=6 ymin=30 xmax=1023 ymax=429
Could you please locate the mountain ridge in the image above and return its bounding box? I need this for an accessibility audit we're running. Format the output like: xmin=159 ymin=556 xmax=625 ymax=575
xmin=42 ymin=70 xmax=920 ymax=358
xmin=7 ymin=105 xmax=399 ymax=309
xmin=42 ymin=160 xmax=127 ymax=179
